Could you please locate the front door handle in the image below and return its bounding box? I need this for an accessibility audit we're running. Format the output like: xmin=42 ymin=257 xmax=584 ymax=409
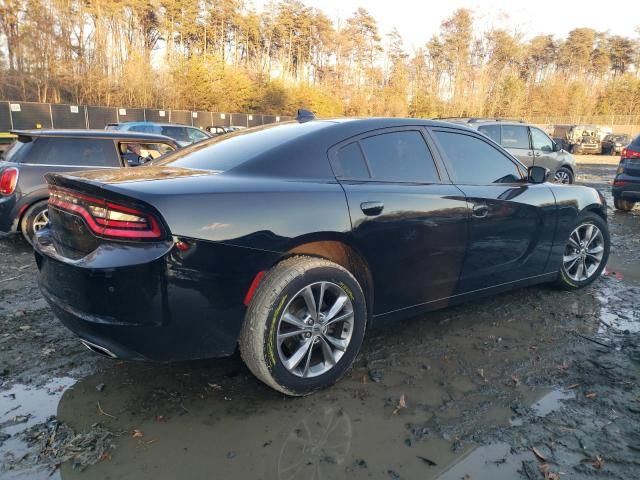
xmin=360 ymin=201 xmax=384 ymax=216
xmin=472 ymin=204 xmax=489 ymax=218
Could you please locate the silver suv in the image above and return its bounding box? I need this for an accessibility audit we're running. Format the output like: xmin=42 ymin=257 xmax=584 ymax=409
xmin=443 ymin=118 xmax=577 ymax=184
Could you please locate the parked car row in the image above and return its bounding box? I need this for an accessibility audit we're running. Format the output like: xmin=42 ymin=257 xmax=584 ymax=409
xmin=551 ymin=124 xmax=632 ymax=156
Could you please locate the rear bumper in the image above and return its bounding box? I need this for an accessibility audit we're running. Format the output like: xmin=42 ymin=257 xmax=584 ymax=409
xmin=612 ymin=175 xmax=640 ymax=200
xmin=34 ymin=228 xmax=279 ymax=362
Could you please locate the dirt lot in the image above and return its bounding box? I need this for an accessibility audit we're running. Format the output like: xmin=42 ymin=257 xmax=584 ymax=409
xmin=1 ymin=161 xmax=639 ymax=480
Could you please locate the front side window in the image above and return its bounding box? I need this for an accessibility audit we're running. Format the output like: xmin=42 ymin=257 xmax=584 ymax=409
xmin=20 ymin=137 xmax=119 ymax=167
xmin=500 ymin=125 xmax=530 ymax=149
xmin=187 ymin=128 xmax=209 ymax=142
xmin=530 ymin=127 xmax=553 ymax=152
xmin=119 ymin=142 xmax=176 ymax=166
xmin=433 ymin=131 xmax=523 ymax=184
xmin=478 ymin=124 xmax=501 ymax=144
xmin=359 ymin=130 xmax=439 ymax=182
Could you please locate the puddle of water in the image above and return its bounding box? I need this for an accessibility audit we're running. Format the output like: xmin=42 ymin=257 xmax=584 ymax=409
xmin=596 ymin=283 xmax=640 ymax=334
xmin=0 ymin=377 xmax=76 ymax=480
xmin=530 ymin=389 xmax=575 ymax=417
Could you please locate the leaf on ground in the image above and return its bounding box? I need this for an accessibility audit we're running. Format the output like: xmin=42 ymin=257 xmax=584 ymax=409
xmin=131 ymin=429 xmax=144 ymax=439
xmin=567 ymin=383 xmax=580 ymax=389
xmin=585 ymin=392 xmax=597 ymax=399
xmin=393 ymin=394 xmax=407 ymax=415
xmin=531 ymin=446 xmax=547 ymax=462
xmin=511 ymin=374 xmax=520 ymax=386
xmin=592 ymin=456 xmax=605 ymax=469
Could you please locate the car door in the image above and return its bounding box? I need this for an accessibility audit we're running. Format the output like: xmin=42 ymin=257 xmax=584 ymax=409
xmin=499 ymin=124 xmax=533 ymax=166
xmin=530 ymin=126 xmax=561 ymax=172
xmin=330 ymin=127 xmax=469 ymax=316
xmin=429 ymin=127 xmax=556 ymax=294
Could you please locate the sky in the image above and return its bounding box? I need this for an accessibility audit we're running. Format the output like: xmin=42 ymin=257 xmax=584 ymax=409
xmin=255 ymin=0 xmax=639 ymax=51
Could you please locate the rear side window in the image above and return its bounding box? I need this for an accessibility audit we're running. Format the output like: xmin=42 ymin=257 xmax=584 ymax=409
xmin=501 ymin=125 xmax=530 ymax=149
xmin=433 ymin=131 xmax=522 ymax=184
xmin=16 ymin=137 xmax=119 ymax=167
xmin=478 ymin=125 xmax=501 ymax=144
xmin=119 ymin=142 xmax=176 ymax=166
xmin=187 ymin=128 xmax=209 ymax=143
xmin=3 ymin=139 xmax=35 ymax=163
xmin=359 ymin=131 xmax=439 ymax=182
xmin=161 ymin=126 xmax=189 ymax=142
xmin=632 ymin=135 xmax=640 ymax=147
xmin=332 ymin=142 xmax=370 ymax=178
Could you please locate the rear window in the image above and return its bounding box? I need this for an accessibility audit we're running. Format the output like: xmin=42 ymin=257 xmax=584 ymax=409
xmin=10 ymin=137 xmax=119 ymax=167
xmin=3 ymin=138 xmax=35 ymax=163
xmin=153 ymin=122 xmax=329 ymax=171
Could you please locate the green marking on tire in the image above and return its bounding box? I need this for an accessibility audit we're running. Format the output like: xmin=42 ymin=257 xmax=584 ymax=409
xmin=339 ymin=281 xmax=354 ymax=301
xmin=268 ymin=294 xmax=288 ymax=367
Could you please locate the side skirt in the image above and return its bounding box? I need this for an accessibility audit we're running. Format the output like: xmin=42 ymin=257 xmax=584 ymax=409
xmin=371 ymin=272 xmax=559 ymax=326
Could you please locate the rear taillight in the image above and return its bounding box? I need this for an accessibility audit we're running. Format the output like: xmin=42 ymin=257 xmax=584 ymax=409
xmin=621 ymin=147 xmax=640 ymax=159
xmin=48 ymin=186 xmax=162 ymax=240
xmin=0 ymin=168 xmax=19 ymax=195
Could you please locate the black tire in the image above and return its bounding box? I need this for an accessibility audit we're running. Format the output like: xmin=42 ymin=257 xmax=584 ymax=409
xmin=20 ymin=201 xmax=49 ymax=245
xmin=553 ymin=166 xmax=574 ymax=184
xmin=553 ymin=212 xmax=610 ymax=290
xmin=239 ymin=256 xmax=367 ymax=396
xmin=614 ymin=197 xmax=635 ymax=211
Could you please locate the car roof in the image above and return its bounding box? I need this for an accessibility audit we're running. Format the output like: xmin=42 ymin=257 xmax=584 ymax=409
xmin=112 ymin=122 xmax=200 ymax=128
xmin=11 ymin=129 xmax=179 ymax=143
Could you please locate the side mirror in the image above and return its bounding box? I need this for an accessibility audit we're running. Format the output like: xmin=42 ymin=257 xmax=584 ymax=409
xmin=528 ymin=166 xmax=550 ymax=184
xmin=552 ymin=141 xmax=562 ymax=152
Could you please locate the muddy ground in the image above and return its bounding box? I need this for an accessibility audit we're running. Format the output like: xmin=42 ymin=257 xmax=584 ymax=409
xmin=1 ymin=162 xmax=639 ymax=480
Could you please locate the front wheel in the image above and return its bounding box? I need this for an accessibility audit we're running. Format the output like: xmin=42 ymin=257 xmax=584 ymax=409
xmin=554 ymin=166 xmax=574 ymax=184
xmin=554 ymin=212 xmax=610 ymax=290
xmin=239 ymin=256 xmax=367 ymax=396
xmin=614 ymin=197 xmax=635 ymax=211
xmin=20 ymin=201 xmax=49 ymax=246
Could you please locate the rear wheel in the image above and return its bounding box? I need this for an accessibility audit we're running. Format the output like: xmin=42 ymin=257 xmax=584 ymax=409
xmin=614 ymin=197 xmax=635 ymax=211
xmin=554 ymin=166 xmax=574 ymax=184
xmin=239 ymin=256 xmax=366 ymax=396
xmin=554 ymin=212 xmax=609 ymax=290
xmin=20 ymin=201 xmax=49 ymax=245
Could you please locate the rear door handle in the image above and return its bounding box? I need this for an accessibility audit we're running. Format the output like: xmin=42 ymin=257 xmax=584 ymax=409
xmin=360 ymin=201 xmax=384 ymax=216
xmin=472 ymin=204 xmax=489 ymax=218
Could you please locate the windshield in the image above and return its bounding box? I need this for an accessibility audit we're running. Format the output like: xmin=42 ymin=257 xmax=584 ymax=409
xmin=150 ymin=121 xmax=329 ymax=172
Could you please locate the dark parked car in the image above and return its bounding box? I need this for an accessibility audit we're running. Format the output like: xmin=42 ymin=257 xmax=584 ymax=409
xmin=612 ymin=134 xmax=640 ymax=211
xmin=0 ymin=130 xmax=179 ymax=243
xmin=602 ymin=134 xmax=631 ymax=155
xmin=106 ymin=122 xmax=212 ymax=146
xmin=33 ymin=118 xmax=610 ymax=396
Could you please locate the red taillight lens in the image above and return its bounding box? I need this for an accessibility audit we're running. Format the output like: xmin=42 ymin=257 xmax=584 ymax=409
xmin=622 ymin=147 xmax=640 ymax=159
xmin=48 ymin=186 xmax=162 ymax=240
xmin=0 ymin=168 xmax=19 ymax=195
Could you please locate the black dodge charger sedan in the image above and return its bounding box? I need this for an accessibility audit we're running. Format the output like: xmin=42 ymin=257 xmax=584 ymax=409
xmin=33 ymin=117 xmax=610 ymax=395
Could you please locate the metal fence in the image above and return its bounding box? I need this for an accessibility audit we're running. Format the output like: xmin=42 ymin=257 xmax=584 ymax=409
xmin=527 ymin=115 xmax=640 ymax=136
xmin=0 ymin=100 xmax=293 ymax=131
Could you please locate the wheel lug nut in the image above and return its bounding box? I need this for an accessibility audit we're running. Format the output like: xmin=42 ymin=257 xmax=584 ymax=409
xmin=305 ymin=332 xmax=311 ymax=338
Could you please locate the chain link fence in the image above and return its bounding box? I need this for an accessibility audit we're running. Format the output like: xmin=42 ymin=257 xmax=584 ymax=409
xmin=0 ymin=101 xmax=294 ymax=132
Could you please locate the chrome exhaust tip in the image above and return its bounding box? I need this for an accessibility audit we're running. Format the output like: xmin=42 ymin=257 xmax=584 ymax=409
xmin=80 ymin=339 xmax=117 ymax=358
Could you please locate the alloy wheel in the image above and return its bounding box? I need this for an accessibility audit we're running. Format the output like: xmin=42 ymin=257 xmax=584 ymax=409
xmin=277 ymin=281 xmax=354 ymax=378
xmin=32 ymin=209 xmax=49 ymax=233
xmin=563 ymin=223 xmax=605 ymax=282
xmin=554 ymin=170 xmax=571 ymax=184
